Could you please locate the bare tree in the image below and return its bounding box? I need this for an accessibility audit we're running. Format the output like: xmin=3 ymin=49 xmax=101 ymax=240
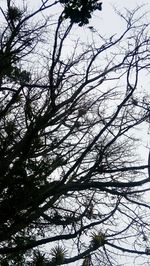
xmin=0 ymin=1 xmax=150 ymax=265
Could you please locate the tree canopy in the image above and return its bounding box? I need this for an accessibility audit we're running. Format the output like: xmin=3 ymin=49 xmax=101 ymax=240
xmin=0 ymin=1 xmax=150 ymax=265
xmin=60 ymin=0 xmax=102 ymax=25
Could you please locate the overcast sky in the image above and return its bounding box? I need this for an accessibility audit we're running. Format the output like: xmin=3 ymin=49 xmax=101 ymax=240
xmin=0 ymin=1 xmax=149 ymax=265
xmin=92 ymin=0 xmax=150 ymax=33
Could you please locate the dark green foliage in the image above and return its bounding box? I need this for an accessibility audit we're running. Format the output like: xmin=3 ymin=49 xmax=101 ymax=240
xmin=0 ymin=51 xmax=18 ymax=77
xmin=91 ymin=232 xmax=105 ymax=248
xmin=60 ymin=0 xmax=102 ymax=26
xmin=32 ymin=251 xmax=49 ymax=266
xmin=8 ymin=67 xmax=31 ymax=83
xmin=7 ymin=6 xmax=22 ymax=22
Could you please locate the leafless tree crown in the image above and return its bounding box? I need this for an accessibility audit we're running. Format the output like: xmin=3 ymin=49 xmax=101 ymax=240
xmin=0 ymin=1 xmax=150 ymax=265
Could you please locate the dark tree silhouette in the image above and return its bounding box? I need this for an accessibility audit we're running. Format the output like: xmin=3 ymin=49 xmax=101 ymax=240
xmin=60 ymin=0 xmax=102 ymax=25
xmin=0 ymin=1 xmax=150 ymax=265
